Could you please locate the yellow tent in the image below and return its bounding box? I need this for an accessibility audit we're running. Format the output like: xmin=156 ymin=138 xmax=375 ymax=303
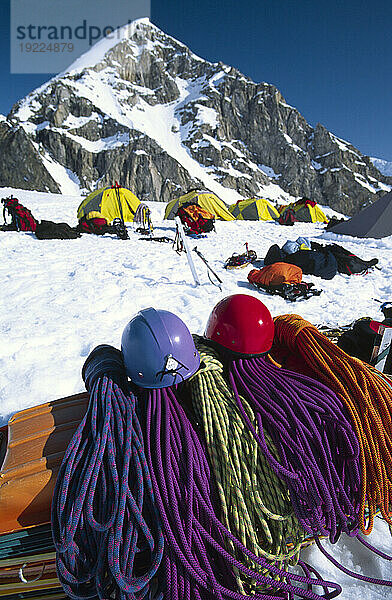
xmin=229 ymin=197 xmax=279 ymax=221
xmin=278 ymin=198 xmax=329 ymax=223
xmin=164 ymin=190 xmax=235 ymax=221
xmin=77 ymin=184 xmax=141 ymax=223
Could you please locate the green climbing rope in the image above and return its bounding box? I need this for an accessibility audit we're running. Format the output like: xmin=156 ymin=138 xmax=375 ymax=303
xmin=187 ymin=337 xmax=307 ymax=594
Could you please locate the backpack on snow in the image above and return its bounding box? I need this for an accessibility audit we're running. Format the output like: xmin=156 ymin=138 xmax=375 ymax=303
xmin=250 ymin=263 xmax=303 ymax=287
xmin=248 ymin=263 xmax=322 ymax=302
xmin=337 ymin=318 xmax=379 ymax=363
xmin=76 ymin=216 xmax=129 ymax=239
xmin=1 ymin=196 xmax=38 ymax=232
xmin=76 ymin=216 xmax=111 ymax=235
xmin=337 ymin=317 xmax=392 ymax=371
xmin=278 ymin=208 xmax=296 ymax=226
xmin=35 ymin=220 xmax=81 ymax=240
xmin=176 ymin=202 xmax=215 ymax=234
xmin=285 ymin=248 xmax=338 ymax=280
xmin=264 ymin=244 xmax=286 ymax=265
xmin=264 ymin=243 xmax=338 ymax=280
xmin=311 ymin=242 xmax=378 ymax=275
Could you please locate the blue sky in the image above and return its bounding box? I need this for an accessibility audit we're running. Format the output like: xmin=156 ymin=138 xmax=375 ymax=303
xmin=0 ymin=0 xmax=391 ymax=160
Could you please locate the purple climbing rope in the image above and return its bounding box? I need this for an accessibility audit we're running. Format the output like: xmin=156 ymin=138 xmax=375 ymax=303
xmin=228 ymin=356 xmax=361 ymax=543
xmin=226 ymin=354 xmax=392 ymax=589
xmin=143 ymin=385 xmax=342 ymax=600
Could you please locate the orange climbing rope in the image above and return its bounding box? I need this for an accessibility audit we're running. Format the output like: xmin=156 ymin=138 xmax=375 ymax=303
xmin=271 ymin=314 xmax=392 ymax=536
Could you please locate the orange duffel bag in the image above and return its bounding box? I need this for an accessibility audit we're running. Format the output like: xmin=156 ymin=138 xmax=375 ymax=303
xmin=248 ymin=263 xmax=322 ymax=302
xmin=248 ymin=262 xmax=303 ymax=287
xmin=0 ymin=393 xmax=88 ymax=534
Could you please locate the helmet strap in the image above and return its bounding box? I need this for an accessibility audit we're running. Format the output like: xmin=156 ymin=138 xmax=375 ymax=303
xmin=155 ymin=354 xmax=188 ymax=383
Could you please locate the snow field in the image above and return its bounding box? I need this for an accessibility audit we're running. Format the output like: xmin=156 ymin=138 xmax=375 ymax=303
xmin=1 ymin=187 xmax=392 ymax=599
xmin=1 ymin=187 xmax=391 ymax=423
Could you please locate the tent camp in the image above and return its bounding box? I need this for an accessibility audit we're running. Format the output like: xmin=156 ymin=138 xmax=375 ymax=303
xmin=228 ymin=197 xmax=279 ymax=221
xmin=77 ymin=184 xmax=141 ymax=223
xmin=164 ymin=190 xmax=235 ymax=221
xmin=330 ymin=190 xmax=392 ymax=238
xmin=279 ymin=198 xmax=328 ymax=223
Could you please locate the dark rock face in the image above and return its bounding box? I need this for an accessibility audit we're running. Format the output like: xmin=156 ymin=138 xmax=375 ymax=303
xmin=0 ymin=19 xmax=390 ymax=214
xmin=0 ymin=121 xmax=59 ymax=192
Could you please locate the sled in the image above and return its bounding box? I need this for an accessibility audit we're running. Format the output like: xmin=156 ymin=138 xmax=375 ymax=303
xmin=0 ymin=393 xmax=88 ymax=535
xmin=0 ymin=528 xmax=54 ymax=566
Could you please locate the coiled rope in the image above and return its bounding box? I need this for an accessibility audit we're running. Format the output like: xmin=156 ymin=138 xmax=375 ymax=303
xmin=227 ymin=351 xmax=392 ymax=587
xmin=143 ymin=385 xmax=341 ymax=600
xmin=226 ymin=355 xmax=361 ymax=543
xmin=52 ymin=346 xmax=164 ymax=600
xmin=272 ymin=314 xmax=392 ymax=535
xmin=188 ymin=338 xmax=306 ymax=595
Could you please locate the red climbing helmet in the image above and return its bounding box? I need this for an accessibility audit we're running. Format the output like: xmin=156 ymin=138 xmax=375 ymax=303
xmin=205 ymin=294 xmax=274 ymax=355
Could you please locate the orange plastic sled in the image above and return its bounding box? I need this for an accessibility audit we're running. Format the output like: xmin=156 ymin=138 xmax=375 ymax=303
xmin=0 ymin=393 xmax=88 ymax=535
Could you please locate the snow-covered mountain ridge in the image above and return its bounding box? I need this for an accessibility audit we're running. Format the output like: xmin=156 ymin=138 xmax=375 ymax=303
xmin=371 ymin=157 xmax=392 ymax=177
xmin=0 ymin=18 xmax=390 ymax=214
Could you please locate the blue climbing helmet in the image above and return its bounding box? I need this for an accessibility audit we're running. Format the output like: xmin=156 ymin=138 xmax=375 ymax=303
xmin=121 ymin=308 xmax=200 ymax=388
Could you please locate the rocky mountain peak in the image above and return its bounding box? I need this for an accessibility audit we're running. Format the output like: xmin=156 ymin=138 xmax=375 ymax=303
xmin=0 ymin=18 xmax=390 ymax=214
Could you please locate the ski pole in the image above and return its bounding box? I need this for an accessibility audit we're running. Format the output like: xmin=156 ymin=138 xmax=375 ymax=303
xmin=193 ymin=247 xmax=223 ymax=290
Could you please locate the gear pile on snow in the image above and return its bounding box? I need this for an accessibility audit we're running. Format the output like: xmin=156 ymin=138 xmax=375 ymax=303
xmin=2 ymin=296 xmax=392 ymax=599
xmin=1 ymin=196 xmax=37 ymax=232
xmin=248 ymin=262 xmax=322 ymax=301
xmin=177 ymin=202 xmax=216 ymax=235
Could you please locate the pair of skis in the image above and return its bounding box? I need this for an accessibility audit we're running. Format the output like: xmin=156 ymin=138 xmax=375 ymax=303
xmin=174 ymin=217 xmax=222 ymax=290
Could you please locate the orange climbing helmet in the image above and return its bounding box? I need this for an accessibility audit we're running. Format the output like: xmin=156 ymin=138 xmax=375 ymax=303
xmin=204 ymin=294 xmax=274 ymax=355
